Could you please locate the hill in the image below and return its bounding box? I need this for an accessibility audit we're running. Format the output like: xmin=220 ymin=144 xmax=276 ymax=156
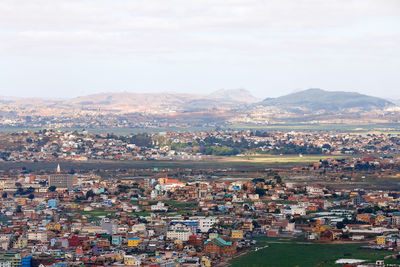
xmin=207 ymin=88 xmax=259 ymax=104
xmin=260 ymin=88 xmax=393 ymax=112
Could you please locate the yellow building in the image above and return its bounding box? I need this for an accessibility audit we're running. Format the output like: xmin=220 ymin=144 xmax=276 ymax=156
xmin=127 ymin=238 xmax=142 ymax=247
xmin=376 ymin=236 xmax=386 ymax=245
xmin=231 ymin=230 xmax=244 ymax=239
xmin=242 ymin=222 xmax=253 ymax=232
xmin=15 ymin=237 xmax=27 ymax=249
xmin=124 ymin=255 xmax=136 ymax=266
xmin=46 ymin=223 xmax=61 ymax=231
xmin=201 ymin=257 xmax=211 ymax=267
xmin=17 ymin=198 xmax=26 ymax=205
xmin=312 ymin=225 xmax=327 ymax=233
xmin=375 ymin=215 xmax=386 ymax=225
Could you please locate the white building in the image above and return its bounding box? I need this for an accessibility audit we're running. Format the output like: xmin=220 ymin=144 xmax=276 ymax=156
xmin=151 ymin=202 xmax=168 ymax=212
xmin=290 ymin=205 xmax=306 ymax=216
xmin=198 ymin=217 xmax=218 ymax=233
xmin=166 ymin=223 xmax=192 ymax=241
xmin=27 ymin=231 xmax=48 ymax=243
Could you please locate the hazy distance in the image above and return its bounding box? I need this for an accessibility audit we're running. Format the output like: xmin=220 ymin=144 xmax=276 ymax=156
xmin=0 ymin=0 xmax=399 ymax=99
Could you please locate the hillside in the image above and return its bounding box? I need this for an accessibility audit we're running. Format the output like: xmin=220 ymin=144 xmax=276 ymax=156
xmin=260 ymin=88 xmax=393 ymax=112
xmin=207 ymin=88 xmax=259 ymax=104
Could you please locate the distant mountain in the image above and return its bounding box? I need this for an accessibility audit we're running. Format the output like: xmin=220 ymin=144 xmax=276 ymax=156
xmin=0 ymin=88 xmax=398 ymax=128
xmin=62 ymin=92 xmax=199 ymax=111
xmin=207 ymin=88 xmax=259 ymax=104
xmin=60 ymin=89 xmax=258 ymax=112
xmin=260 ymin=88 xmax=394 ymax=112
xmin=388 ymin=99 xmax=400 ymax=106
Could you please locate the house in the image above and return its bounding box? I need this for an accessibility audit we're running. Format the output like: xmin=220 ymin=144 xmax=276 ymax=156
xmin=127 ymin=237 xmax=142 ymax=247
xmin=320 ymin=230 xmax=334 ymax=241
xmin=204 ymin=237 xmax=236 ymax=256
xmin=231 ymin=230 xmax=244 ymax=240
xmin=111 ymin=235 xmax=123 ymax=246
xmin=377 ymin=236 xmax=386 ymax=245
xmin=124 ymin=255 xmax=141 ymax=266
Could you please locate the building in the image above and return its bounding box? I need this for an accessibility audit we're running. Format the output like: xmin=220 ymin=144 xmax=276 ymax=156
xmin=27 ymin=231 xmax=48 ymax=243
xmin=151 ymin=202 xmax=168 ymax=212
xmin=111 ymin=235 xmax=122 ymax=246
xmin=166 ymin=223 xmax=192 ymax=242
xmin=47 ymin=199 xmax=57 ymax=208
xmin=49 ymin=174 xmax=76 ymax=189
xmin=204 ymin=237 xmax=236 ymax=256
xmin=127 ymin=238 xmax=142 ymax=247
xmin=392 ymin=212 xmax=400 ymax=226
xmin=124 ymin=255 xmax=141 ymax=266
xmin=231 ymin=230 xmax=244 ymax=240
xmin=353 ymin=195 xmax=365 ymax=206
xmin=0 ymin=251 xmax=21 ymax=267
xmin=377 ymin=236 xmax=386 ymax=245
xmin=199 ymin=217 xmax=218 ymax=233
xmin=100 ymin=218 xmax=117 ymax=235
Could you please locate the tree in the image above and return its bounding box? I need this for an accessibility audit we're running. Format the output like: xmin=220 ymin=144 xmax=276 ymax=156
xmin=2 ymin=192 xmax=7 ymax=198
xmin=255 ymin=188 xmax=266 ymax=196
xmin=86 ymin=190 xmax=95 ymax=200
xmin=28 ymin=194 xmax=35 ymax=200
xmin=48 ymin=186 xmax=57 ymax=192
xmin=336 ymin=221 xmax=345 ymax=229
xmin=275 ymin=175 xmax=282 ymax=184
xmin=16 ymin=205 xmax=22 ymax=213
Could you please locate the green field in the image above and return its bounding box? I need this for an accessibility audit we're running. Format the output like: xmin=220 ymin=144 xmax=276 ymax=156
xmin=230 ymin=241 xmax=396 ymax=267
xmin=230 ymin=123 xmax=400 ymax=133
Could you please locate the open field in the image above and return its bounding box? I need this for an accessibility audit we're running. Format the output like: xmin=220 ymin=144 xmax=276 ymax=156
xmin=230 ymin=123 xmax=400 ymax=133
xmin=2 ymin=123 xmax=400 ymax=135
xmin=224 ymin=155 xmax=347 ymax=164
xmin=229 ymin=240 xmax=397 ymax=267
xmin=0 ymin=154 xmax=345 ymax=172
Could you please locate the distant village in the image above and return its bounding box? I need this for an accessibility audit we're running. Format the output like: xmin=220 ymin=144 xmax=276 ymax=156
xmin=0 ymin=129 xmax=399 ymax=161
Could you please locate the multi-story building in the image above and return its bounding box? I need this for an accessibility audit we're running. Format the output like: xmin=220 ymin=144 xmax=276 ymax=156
xmin=49 ymin=174 xmax=76 ymax=189
xmin=27 ymin=231 xmax=48 ymax=243
xmin=199 ymin=217 xmax=218 ymax=233
xmin=166 ymin=223 xmax=192 ymax=242
xmin=392 ymin=212 xmax=400 ymax=226
xmin=0 ymin=251 xmax=21 ymax=267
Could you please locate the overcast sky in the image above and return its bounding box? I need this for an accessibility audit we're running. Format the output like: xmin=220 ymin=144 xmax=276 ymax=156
xmin=0 ymin=0 xmax=399 ymax=99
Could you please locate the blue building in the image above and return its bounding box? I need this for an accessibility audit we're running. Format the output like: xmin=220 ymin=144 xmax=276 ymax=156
xmin=21 ymin=255 xmax=32 ymax=267
xmin=112 ymin=235 xmax=123 ymax=246
xmin=48 ymin=199 xmax=57 ymax=208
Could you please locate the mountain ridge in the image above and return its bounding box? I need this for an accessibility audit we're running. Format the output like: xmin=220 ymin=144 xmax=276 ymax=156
xmin=260 ymin=88 xmax=394 ymax=112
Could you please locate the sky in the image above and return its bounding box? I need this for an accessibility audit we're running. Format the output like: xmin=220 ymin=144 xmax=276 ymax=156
xmin=0 ymin=0 xmax=399 ymax=99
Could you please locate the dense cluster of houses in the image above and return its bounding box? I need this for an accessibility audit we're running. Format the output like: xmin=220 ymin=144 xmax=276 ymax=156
xmin=1 ymin=161 xmax=400 ymax=266
xmin=1 ymin=130 xmax=400 ymax=162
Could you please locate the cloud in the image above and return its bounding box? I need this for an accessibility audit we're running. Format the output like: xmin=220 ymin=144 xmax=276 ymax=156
xmin=0 ymin=0 xmax=399 ymax=98
xmin=1 ymin=0 xmax=399 ymax=56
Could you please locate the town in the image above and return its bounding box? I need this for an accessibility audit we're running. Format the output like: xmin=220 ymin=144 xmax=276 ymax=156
xmin=1 ymin=130 xmax=400 ymax=266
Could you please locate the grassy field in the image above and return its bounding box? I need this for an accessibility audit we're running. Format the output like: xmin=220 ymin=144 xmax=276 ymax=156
xmin=230 ymin=241 xmax=396 ymax=267
xmin=0 ymin=154 xmax=345 ymax=173
xmin=230 ymin=123 xmax=400 ymax=133
xmin=225 ymin=155 xmax=347 ymax=164
xmin=2 ymin=123 xmax=400 ymax=135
